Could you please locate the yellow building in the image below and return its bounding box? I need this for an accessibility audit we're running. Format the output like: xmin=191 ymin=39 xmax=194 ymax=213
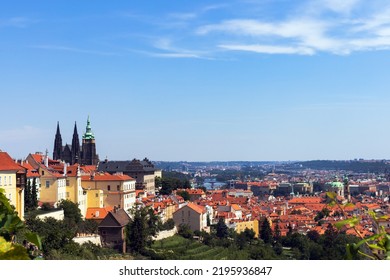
xmin=26 ymin=153 xmax=66 ymax=207
xmin=235 ymin=219 xmax=259 ymax=238
xmin=0 ymin=151 xmax=27 ymax=219
xmin=87 ymin=189 xmax=104 ymax=208
xmin=81 ymin=172 xmax=136 ymax=211
xmin=64 ymin=164 xmax=87 ymax=217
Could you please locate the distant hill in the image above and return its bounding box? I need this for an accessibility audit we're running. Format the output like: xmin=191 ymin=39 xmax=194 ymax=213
xmin=297 ymin=160 xmax=390 ymax=173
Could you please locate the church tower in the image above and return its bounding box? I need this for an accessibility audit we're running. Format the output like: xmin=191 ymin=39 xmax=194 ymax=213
xmin=81 ymin=116 xmax=99 ymax=165
xmin=71 ymin=122 xmax=81 ymax=164
xmin=53 ymin=122 xmax=63 ymax=160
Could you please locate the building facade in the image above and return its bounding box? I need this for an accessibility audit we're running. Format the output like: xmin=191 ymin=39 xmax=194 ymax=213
xmin=97 ymin=158 xmax=161 ymax=195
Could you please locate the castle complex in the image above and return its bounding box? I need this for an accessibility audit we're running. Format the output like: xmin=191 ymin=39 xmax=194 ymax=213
xmin=53 ymin=116 xmax=99 ymax=165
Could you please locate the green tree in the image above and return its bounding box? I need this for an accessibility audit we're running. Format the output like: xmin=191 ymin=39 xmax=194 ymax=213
xmin=25 ymin=216 xmax=75 ymax=256
xmin=31 ymin=177 xmax=38 ymax=209
xmin=260 ymin=218 xmax=273 ymax=244
xmin=160 ymin=218 xmax=175 ymax=231
xmin=126 ymin=206 xmax=160 ymax=253
xmin=216 ymin=218 xmax=229 ymax=239
xmin=178 ymin=224 xmax=193 ymax=239
xmin=24 ymin=180 xmax=32 ymax=212
xmin=177 ymin=190 xmax=190 ymax=201
xmin=0 ymin=188 xmax=41 ymax=259
xmin=273 ymin=221 xmax=281 ymax=242
xmin=59 ymin=199 xmax=82 ymax=225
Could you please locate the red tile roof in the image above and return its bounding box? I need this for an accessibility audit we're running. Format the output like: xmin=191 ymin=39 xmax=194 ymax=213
xmin=0 ymin=152 xmax=25 ymax=171
xmin=21 ymin=162 xmax=40 ymax=178
xmin=186 ymin=202 xmax=206 ymax=214
xmin=85 ymin=206 xmax=114 ymax=220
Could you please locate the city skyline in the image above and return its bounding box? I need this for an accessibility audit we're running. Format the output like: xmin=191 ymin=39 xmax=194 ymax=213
xmin=1 ymin=1 xmax=390 ymax=161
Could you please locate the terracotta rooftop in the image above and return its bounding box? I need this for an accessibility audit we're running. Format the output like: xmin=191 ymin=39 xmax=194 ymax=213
xmin=0 ymin=152 xmax=24 ymax=171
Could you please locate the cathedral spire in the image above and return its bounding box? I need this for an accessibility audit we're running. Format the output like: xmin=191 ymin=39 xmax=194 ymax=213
xmin=56 ymin=121 xmax=61 ymax=135
xmin=71 ymin=121 xmax=80 ymax=164
xmin=53 ymin=122 xmax=63 ymax=160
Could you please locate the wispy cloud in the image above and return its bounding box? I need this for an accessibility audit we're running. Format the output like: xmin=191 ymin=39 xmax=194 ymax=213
xmin=32 ymin=45 xmax=119 ymax=56
xmin=219 ymin=44 xmax=315 ymax=55
xmin=311 ymin=0 xmax=361 ymax=14
xmin=194 ymin=1 xmax=390 ymax=55
xmin=144 ymin=38 xmax=213 ymax=59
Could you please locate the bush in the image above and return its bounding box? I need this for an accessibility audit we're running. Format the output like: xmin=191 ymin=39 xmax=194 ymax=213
xmin=160 ymin=219 xmax=175 ymax=231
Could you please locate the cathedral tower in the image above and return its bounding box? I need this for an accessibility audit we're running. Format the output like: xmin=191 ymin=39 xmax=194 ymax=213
xmin=53 ymin=122 xmax=63 ymax=160
xmin=81 ymin=116 xmax=99 ymax=165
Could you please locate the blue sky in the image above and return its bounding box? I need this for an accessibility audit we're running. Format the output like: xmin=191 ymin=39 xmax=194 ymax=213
xmin=1 ymin=0 xmax=390 ymax=161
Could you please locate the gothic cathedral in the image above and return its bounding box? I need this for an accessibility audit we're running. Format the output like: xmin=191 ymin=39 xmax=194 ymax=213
xmin=53 ymin=117 xmax=99 ymax=165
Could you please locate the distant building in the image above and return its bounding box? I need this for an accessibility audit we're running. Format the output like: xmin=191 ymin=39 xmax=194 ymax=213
xmin=98 ymin=158 xmax=161 ymax=195
xmin=53 ymin=116 xmax=99 ymax=166
xmin=172 ymin=202 xmax=208 ymax=232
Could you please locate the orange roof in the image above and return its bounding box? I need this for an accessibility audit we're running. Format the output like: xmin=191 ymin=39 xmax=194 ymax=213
xmin=231 ymin=204 xmax=241 ymax=211
xmin=85 ymin=206 xmax=113 ymax=220
xmin=186 ymin=202 xmax=206 ymax=214
xmin=289 ymin=197 xmax=322 ymax=204
xmin=186 ymin=189 xmax=205 ymax=195
xmin=31 ymin=153 xmax=44 ymax=164
xmin=0 ymin=152 xmax=24 ymax=171
xmin=80 ymin=165 xmax=97 ymax=174
xmin=21 ymin=162 xmax=40 ymax=178
xmin=136 ymin=190 xmax=145 ymax=197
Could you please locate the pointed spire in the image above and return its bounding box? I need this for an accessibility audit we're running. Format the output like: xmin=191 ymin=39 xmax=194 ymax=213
xmin=71 ymin=121 xmax=80 ymax=164
xmin=56 ymin=121 xmax=61 ymax=135
xmin=53 ymin=121 xmax=63 ymax=160
xmin=83 ymin=115 xmax=95 ymax=140
xmin=73 ymin=121 xmax=78 ymax=135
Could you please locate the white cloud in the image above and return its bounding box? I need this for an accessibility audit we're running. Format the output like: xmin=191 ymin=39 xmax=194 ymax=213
xmin=197 ymin=18 xmax=342 ymax=54
xmin=321 ymin=0 xmax=361 ymax=14
xmin=219 ymin=44 xmax=315 ymax=55
xmin=148 ymin=38 xmax=212 ymax=59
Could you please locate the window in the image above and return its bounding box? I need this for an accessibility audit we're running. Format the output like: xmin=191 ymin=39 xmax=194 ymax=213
xmin=42 ymin=171 xmax=45 ymax=176
xmin=4 ymin=176 xmax=7 ymax=185
xmin=46 ymin=181 xmax=50 ymax=188
xmin=117 ymin=185 xmax=120 ymax=191
xmin=95 ymin=193 xmax=99 ymax=198
xmin=66 ymin=180 xmax=70 ymax=186
xmin=9 ymin=176 xmax=11 ymax=185
xmin=0 ymin=176 xmax=2 ymax=185
xmin=108 ymin=185 xmax=111 ymax=191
